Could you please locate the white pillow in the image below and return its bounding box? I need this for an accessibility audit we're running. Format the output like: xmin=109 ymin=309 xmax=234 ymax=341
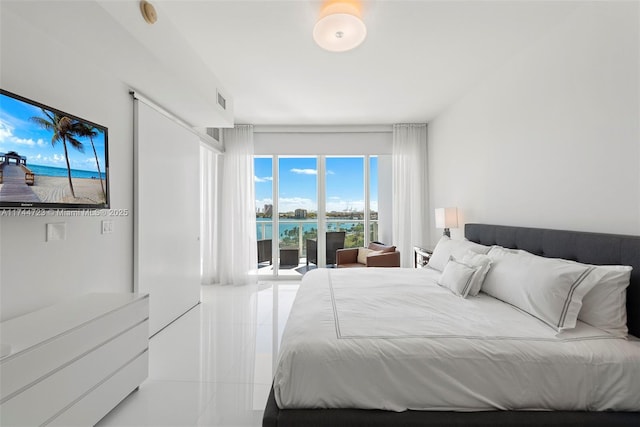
xmin=483 ymin=247 xmax=598 ymax=332
xmin=357 ymin=247 xmax=371 ymax=264
xmin=429 ymin=236 xmax=491 ymax=272
xmin=576 ymin=264 xmax=631 ymax=337
xmin=461 ymin=251 xmax=492 ymax=297
xmin=438 ymin=258 xmax=478 ymax=297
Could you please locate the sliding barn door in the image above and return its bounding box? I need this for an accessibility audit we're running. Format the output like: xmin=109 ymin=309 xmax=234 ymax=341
xmin=134 ymin=99 xmax=200 ymax=336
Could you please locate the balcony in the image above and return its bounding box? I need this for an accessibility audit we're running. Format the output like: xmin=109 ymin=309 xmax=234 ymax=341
xmin=256 ymin=219 xmax=379 ymax=277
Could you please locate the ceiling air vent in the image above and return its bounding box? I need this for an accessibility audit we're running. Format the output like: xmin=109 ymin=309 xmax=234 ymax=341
xmin=217 ymin=91 xmax=227 ymax=110
xmin=206 ymin=127 xmax=220 ymax=142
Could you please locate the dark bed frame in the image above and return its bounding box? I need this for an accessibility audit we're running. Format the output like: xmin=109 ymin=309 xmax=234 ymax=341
xmin=263 ymin=223 xmax=640 ymax=427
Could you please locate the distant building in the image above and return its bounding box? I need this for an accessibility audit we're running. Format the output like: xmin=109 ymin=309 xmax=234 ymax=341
xmin=1 ymin=151 xmax=27 ymax=166
xmin=264 ymin=204 xmax=273 ymax=217
xmin=294 ymin=209 xmax=307 ymax=219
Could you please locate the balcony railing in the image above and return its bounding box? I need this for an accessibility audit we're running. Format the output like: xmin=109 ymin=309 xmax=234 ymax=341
xmin=256 ymin=219 xmax=379 ymax=260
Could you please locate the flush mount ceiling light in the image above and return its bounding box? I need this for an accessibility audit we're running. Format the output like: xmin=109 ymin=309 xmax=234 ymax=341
xmin=313 ymin=0 xmax=367 ymax=52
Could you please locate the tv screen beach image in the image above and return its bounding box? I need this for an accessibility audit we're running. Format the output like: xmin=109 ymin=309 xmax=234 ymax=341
xmin=0 ymin=90 xmax=108 ymax=207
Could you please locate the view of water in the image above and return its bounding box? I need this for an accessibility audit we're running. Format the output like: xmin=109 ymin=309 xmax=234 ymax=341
xmin=27 ymin=164 xmax=106 ymax=180
xmin=256 ymin=218 xmax=370 ymax=241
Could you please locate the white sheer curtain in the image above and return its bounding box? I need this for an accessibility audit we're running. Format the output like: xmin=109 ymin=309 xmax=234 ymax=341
xmin=200 ymin=144 xmax=221 ymax=285
xmin=392 ymin=124 xmax=429 ymax=267
xmin=216 ymin=125 xmax=258 ymax=285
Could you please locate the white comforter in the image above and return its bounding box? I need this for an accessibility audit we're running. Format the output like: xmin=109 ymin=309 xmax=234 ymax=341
xmin=273 ymin=268 xmax=640 ymax=411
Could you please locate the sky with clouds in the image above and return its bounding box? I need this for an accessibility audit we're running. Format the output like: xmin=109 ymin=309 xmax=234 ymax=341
xmin=0 ymin=92 xmax=106 ymax=173
xmin=255 ymin=156 xmax=378 ymax=214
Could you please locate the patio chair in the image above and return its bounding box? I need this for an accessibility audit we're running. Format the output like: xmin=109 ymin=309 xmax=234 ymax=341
xmin=257 ymin=239 xmax=272 ymax=265
xmin=306 ymin=231 xmax=346 ymax=267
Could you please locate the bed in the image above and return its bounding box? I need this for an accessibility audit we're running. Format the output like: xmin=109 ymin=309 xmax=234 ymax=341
xmin=263 ymin=223 xmax=640 ymax=426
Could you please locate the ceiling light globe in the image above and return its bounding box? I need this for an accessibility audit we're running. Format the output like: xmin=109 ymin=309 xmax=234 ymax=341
xmin=313 ymin=13 xmax=367 ymax=52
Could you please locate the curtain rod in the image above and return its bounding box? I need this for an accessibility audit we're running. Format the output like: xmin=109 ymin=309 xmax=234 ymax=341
xmin=130 ymin=90 xmax=224 ymax=153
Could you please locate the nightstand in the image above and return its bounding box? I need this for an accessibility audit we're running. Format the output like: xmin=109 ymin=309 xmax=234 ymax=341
xmin=413 ymin=246 xmax=433 ymax=268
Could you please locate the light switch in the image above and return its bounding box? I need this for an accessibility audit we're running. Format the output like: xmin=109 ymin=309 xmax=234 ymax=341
xmin=46 ymin=223 xmax=66 ymax=241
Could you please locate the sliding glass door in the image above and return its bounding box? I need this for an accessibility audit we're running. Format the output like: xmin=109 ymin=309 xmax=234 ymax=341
xmin=326 ymin=157 xmax=365 ymax=249
xmin=278 ymin=157 xmax=317 ymax=275
xmin=255 ymin=155 xmax=381 ymax=277
xmin=255 ymin=157 xmax=274 ymax=273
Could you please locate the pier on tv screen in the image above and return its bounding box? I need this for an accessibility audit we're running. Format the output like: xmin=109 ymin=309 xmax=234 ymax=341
xmin=0 ymin=89 xmax=109 ymax=209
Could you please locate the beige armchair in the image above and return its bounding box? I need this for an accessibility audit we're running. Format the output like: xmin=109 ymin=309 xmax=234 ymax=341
xmin=336 ymin=242 xmax=400 ymax=268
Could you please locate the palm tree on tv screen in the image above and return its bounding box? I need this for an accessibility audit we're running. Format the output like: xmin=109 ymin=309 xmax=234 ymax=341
xmin=31 ymin=109 xmax=84 ymax=198
xmin=77 ymin=123 xmax=106 ymax=199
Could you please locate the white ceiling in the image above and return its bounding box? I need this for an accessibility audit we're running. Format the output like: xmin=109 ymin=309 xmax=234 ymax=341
xmin=155 ymin=0 xmax=581 ymax=125
xmin=4 ymin=1 xmax=583 ymax=126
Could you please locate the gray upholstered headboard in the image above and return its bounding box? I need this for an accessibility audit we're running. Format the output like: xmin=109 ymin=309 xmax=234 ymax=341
xmin=465 ymin=223 xmax=640 ymax=338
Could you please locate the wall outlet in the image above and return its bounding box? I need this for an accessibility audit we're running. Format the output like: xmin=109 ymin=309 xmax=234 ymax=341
xmin=101 ymin=220 xmax=113 ymax=234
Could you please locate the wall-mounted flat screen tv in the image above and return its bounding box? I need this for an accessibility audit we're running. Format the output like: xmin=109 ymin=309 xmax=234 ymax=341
xmin=0 ymin=89 xmax=109 ymax=209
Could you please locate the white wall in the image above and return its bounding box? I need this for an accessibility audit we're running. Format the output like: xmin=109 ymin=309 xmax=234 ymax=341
xmin=254 ymin=129 xmax=392 ymax=155
xmin=428 ymin=1 xmax=639 ymax=245
xmin=0 ymin=9 xmax=134 ymax=320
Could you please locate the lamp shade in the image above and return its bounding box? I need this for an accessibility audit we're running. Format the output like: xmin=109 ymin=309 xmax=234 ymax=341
xmin=435 ymin=207 xmax=458 ymax=229
xmin=313 ymin=0 xmax=367 ymax=52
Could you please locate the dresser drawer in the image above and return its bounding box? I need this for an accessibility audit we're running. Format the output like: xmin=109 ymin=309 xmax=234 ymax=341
xmin=0 ymin=320 xmax=148 ymax=426
xmin=1 ymin=297 xmax=148 ymax=401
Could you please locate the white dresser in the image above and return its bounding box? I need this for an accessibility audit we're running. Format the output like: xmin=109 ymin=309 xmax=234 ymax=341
xmin=0 ymin=293 xmax=149 ymax=426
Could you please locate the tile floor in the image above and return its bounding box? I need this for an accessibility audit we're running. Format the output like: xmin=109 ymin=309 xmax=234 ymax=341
xmin=256 ymin=258 xmax=317 ymax=278
xmin=97 ymin=281 xmax=300 ymax=427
